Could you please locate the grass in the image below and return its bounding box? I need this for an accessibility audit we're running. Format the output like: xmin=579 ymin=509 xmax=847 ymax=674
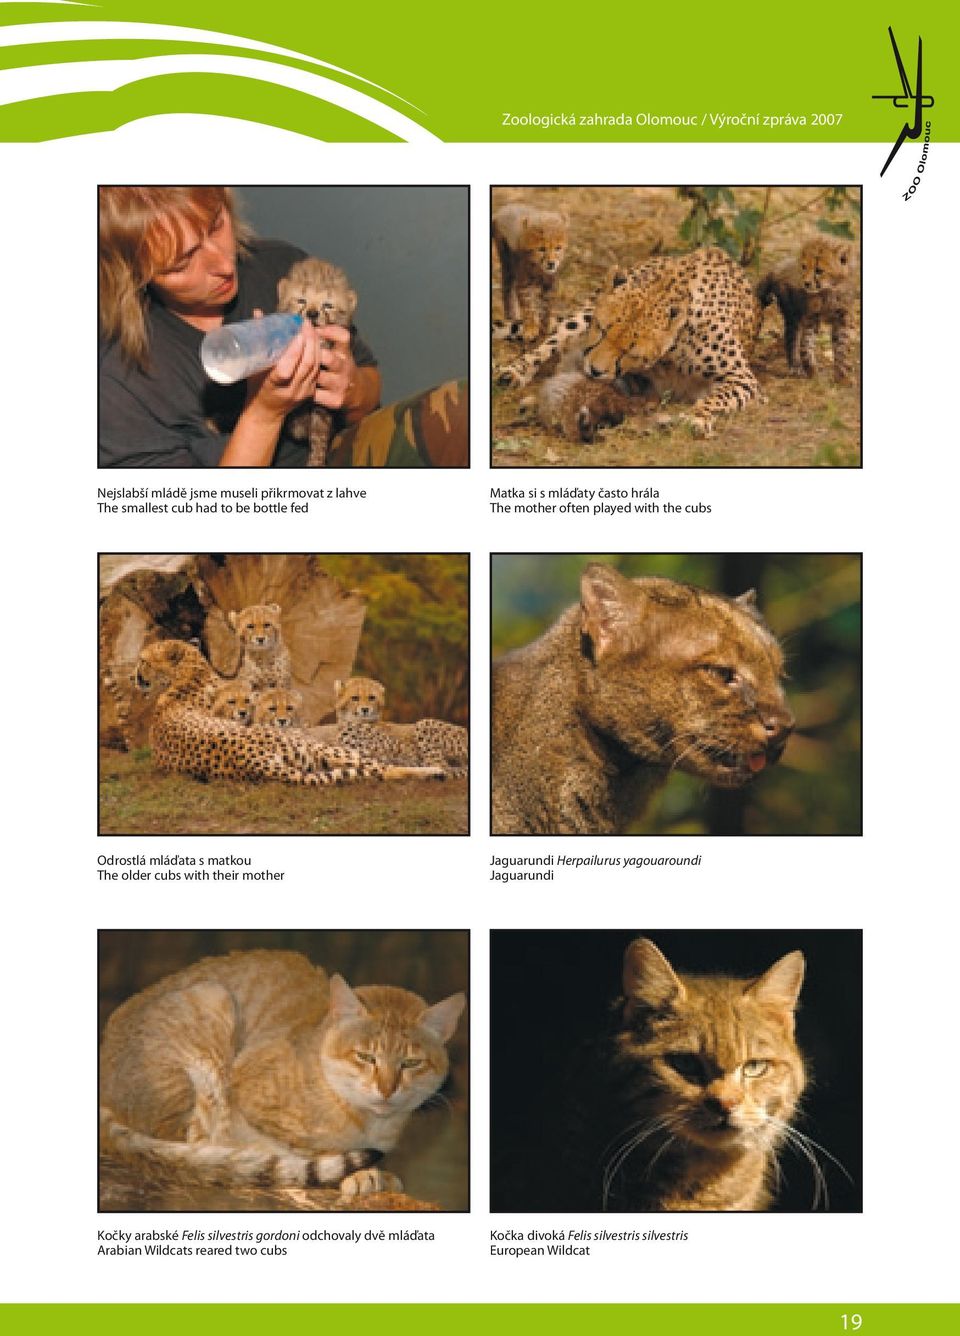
xmin=491 ymin=185 xmax=861 ymax=469
xmin=99 ymin=748 xmax=468 ymax=836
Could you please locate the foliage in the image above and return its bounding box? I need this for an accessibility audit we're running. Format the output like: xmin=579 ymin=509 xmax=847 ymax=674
xmin=676 ymin=186 xmax=860 ymax=266
xmin=321 ymin=555 xmax=469 ymax=723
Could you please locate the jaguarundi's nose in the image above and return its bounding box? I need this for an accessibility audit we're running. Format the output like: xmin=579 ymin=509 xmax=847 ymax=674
xmin=762 ymin=709 xmax=795 ymax=740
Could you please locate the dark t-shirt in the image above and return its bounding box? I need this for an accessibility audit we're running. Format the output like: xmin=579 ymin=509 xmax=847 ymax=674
xmin=98 ymin=238 xmax=378 ymax=468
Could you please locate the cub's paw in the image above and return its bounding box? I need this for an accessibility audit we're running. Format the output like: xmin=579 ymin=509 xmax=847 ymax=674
xmin=339 ymin=1167 xmax=404 ymax=1198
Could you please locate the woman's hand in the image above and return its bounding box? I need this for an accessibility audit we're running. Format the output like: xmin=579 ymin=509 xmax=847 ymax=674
xmin=243 ymin=324 xmax=321 ymax=424
xmin=314 ymin=324 xmax=358 ymax=411
xmin=316 ymin=324 xmax=382 ymax=424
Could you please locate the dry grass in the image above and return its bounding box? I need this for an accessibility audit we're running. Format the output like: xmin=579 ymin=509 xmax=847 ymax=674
xmin=491 ymin=186 xmax=860 ymax=469
xmin=99 ymin=748 xmax=468 ymax=836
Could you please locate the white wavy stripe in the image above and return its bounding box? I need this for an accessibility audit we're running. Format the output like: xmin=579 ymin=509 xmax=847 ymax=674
xmin=0 ymin=20 xmax=422 ymax=110
xmin=0 ymin=51 xmax=439 ymax=142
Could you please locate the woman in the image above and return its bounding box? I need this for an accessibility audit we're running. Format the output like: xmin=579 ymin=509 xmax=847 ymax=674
xmin=98 ymin=186 xmax=466 ymax=468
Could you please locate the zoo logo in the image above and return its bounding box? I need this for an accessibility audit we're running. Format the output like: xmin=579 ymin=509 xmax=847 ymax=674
xmin=871 ymin=26 xmax=934 ymax=191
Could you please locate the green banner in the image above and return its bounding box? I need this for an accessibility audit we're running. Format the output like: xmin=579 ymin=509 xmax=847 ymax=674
xmin=2 ymin=1306 xmax=958 ymax=1334
xmin=0 ymin=3 xmax=956 ymax=142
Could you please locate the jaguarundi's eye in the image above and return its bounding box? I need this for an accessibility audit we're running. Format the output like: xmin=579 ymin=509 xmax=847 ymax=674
xmin=702 ymin=664 xmax=738 ymax=685
xmin=742 ymin=1059 xmax=770 ymax=1078
xmin=400 ymin=1058 xmax=423 ymax=1070
xmin=665 ymin=1052 xmax=706 ymax=1082
xmin=354 ymin=1051 xmax=376 ymax=1065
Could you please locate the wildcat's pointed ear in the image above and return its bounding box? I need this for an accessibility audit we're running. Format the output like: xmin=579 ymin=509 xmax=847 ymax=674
xmin=735 ymin=589 xmax=757 ymax=607
xmin=623 ymin=938 xmax=686 ymax=1015
xmin=328 ymin=974 xmax=368 ymax=1017
xmin=419 ymin=992 xmax=466 ymax=1042
xmin=580 ymin=563 xmax=636 ymax=662
xmin=267 ymin=603 xmax=282 ymax=616
xmin=746 ymin=951 xmax=805 ymax=1011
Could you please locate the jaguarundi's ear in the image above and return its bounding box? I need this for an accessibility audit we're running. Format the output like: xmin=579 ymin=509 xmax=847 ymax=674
xmin=267 ymin=603 xmax=281 ymax=616
xmin=419 ymin=992 xmax=466 ymax=1042
xmin=623 ymin=937 xmax=686 ymax=1016
xmin=580 ymin=562 xmax=636 ymax=661
xmin=734 ymin=588 xmax=764 ymax=623
xmin=745 ymin=951 xmax=805 ymax=1012
xmin=328 ymin=974 xmax=368 ymax=1017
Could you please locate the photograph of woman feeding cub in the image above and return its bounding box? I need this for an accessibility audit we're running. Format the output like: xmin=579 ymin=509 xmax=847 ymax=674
xmin=98 ymin=184 xmax=468 ymax=469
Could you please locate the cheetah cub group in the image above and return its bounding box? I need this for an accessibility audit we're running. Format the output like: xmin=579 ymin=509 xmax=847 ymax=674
xmin=132 ymin=601 xmax=468 ymax=786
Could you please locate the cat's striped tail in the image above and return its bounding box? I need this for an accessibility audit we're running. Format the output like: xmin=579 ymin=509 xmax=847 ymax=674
xmin=99 ymin=1107 xmax=380 ymax=1187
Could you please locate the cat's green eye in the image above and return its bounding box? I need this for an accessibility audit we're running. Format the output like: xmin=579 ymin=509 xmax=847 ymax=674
xmin=742 ymin=1059 xmax=770 ymax=1078
xmin=354 ymin=1051 xmax=376 ymax=1065
xmin=400 ymin=1057 xmax=423 ymax=1070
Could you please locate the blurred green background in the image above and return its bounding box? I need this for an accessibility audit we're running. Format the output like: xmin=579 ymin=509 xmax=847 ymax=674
xmin=491 ymin=554 xmax=861 ymax=836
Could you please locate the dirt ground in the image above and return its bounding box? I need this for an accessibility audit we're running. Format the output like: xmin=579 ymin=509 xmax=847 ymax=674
xmin=99 ymin=748 xmax=468 ymax=836
xmin=491 ymin=186 xmax=861 ymax=469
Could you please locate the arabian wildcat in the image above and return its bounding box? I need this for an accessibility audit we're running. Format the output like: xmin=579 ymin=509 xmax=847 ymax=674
xmin=100 ymin=950 xmax=465 ymax=1198
xmin=492 ymin=563 xmax=794 ymax=834
xmin=277 ymin=257 xmax=358 ymax=467
xmin=556 ymin=938 xmax=807 ymax=1211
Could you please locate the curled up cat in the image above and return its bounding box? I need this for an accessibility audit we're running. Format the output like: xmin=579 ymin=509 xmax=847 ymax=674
xmin=99 ymin=950 xmax=465 ymax=1201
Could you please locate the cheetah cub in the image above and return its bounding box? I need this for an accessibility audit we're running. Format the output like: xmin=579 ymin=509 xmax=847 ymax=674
xmin=520 ymin=355 xmax=635 ymax=444
xmin=209 ymin=682 xmax=257 ymax=724
xmin=758 ymin=236 xmax=857 ymax=383
xmin=228 ymin=603 xmax=292 ymax=693
xmin=492 ymin=203 xmax=568 ymax=344
xmin=277 ymin=257 xmax=358 ymax=467
xmin=334 ymin=676 xmax=468 ymax=780
xmin=254 ymin=687 xmax=304 ymax=730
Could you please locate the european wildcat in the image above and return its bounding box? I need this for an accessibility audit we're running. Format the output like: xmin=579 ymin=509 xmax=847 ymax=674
xmin=554 ymin=938 xmax=807 ymax=1211
xmin=492 ymin=563 xmax=794 ymax=835
xmin=277 ymin=257 xmax=358 ymax=467
xmin=100 ymin=950 xmax=465 ymax=1198
xmin=491 ymin=203 xmax=568 ymax=343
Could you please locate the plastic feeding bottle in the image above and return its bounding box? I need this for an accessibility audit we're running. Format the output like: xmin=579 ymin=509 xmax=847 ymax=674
xmin=200 ymin=313 xmax=303 ymax=384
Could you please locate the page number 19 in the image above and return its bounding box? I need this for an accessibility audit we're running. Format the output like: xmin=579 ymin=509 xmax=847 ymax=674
xmin=842 ymin=1317 xmax=863 ymax=1330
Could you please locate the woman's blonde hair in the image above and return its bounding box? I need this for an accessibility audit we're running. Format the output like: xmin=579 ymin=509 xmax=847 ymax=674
xmin=99 ymin=186 xmax=254 ymax=371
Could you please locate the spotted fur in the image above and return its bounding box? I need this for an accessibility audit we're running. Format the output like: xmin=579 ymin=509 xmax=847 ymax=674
xmin=209 ymin=683 xmax=256 ymax=725
xmin=759 ymin=237 xmax=856 ymax=384
xmin=276 ymin=257 xmax=358 ymax=467
xmin=333 ymin=676 xmax=468 ymax=780
xmin=135 ymin=642 xmax=443 ymax=786
xmin=492 ymin=203 xmax=568 ymax=344
xmin=253 ymin=687 xmax=303 ymax=730
xmin=228 ymin=603 xmax=292 ymax=692
xmin=497 ymin=247 xmax=762 ymax=437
